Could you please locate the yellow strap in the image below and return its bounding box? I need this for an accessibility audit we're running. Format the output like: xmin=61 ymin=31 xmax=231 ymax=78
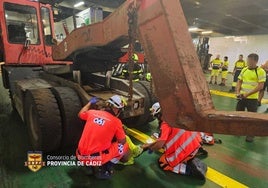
xmin=210 ymin=90 xmax=268 ymax=104
xmin=211 ymin=90 xmax=236 ymax=98
xmin=126 ymin=127 xmax=249 ymax=188
xmin=232 ymin=82 xmax=237 ymax=87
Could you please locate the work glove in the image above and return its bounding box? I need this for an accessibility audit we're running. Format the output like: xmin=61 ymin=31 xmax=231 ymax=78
xmin=89 ymin=97 xmax=99 ymax=105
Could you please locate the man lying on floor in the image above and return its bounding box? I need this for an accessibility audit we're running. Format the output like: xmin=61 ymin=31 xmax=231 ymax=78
xmin=142 ymin=102 xmax=208 ymax=180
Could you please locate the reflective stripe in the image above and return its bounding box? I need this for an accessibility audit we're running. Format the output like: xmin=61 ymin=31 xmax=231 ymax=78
xmin=241 ymin=85 xmax=256 ymax=91
xmin=133 ymin=71 xmax=142 ymax=74
xmin=172 ymin=163 xmax=187 ymax=174
xmin=242 ymin=82 xmax=258 ymax=87
xmin=243 ymin=81 xmax=257 ymax=85
xmin=241 ymin=88 xmax=252 ymax=92
xmin=235 ymin=61 xmax=245 ymax=68
xmin=165 ymin=129 xmax=185 ymax=149
xmin=123 ymin=70 xmax=142 ymax=74
xmin=259 ymin=75 xmax=266 ymax=80
xmin=211 ymin=59 xmax=222 ymax=65
xmin=110 ymin=158 xmax=119 ymax=164
xmin=223 ymin=61 xmax=229 ymax=68
xmin=167 ymin=132 xmax=198 ymax=163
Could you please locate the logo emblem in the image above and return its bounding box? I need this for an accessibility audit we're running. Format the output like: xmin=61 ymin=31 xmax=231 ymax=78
xmin=24 ymin=151 xmax=45 ymax=172
xmin=93 ymin=118 xmax=105 ymax=126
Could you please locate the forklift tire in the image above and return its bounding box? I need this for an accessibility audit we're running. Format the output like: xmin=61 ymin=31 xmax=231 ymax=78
xmin=51 ymin=87 xmax=84 ymax=148
xmin=9 ymin=90 xmax=15 ymax=110
xmin=24 ymin=89 xmax=62 ymax=152
xmin=138 ymin=81 xmax=158 ymax=122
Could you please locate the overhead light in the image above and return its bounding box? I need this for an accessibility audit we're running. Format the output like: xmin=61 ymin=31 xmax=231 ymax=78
xmin=74 ymin=1 xmax=84 ymax=8
xmin=224 ymin=36 xmax=235 ymax=39
xmin=233 ymin=36 xmax=248 ymax=43
xmin=201 ymin=30 xmax=213 ymax=35
xmin=5 ymin=14 xmax=8 ymax=18
xmin=188 ymin=27 xmax=199 ymax=32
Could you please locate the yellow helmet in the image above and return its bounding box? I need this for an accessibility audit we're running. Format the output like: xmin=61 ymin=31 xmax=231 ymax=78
xmin=132 ymin=53 xmax=139 ymax=62
xmin=146 ymin=73 xmax=152 ymax=81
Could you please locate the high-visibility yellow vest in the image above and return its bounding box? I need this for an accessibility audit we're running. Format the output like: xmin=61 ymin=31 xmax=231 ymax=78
xmin=238 ymin=67 xmax=266 ymax=99
xmin=211 ymin=59 xmax=222 ymax=69
xmin=222 ymin=60 xmax=229 ymax=71
xmin=122 ymin=63 xmax=143 ymax=81
xmin=235 ymin=60 xmax=246 ymax=70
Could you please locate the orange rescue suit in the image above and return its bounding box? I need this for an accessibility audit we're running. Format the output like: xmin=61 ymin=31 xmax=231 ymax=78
xmin=159 ymin=121 xmax=201 ymax=167
xmin=77 ymin=110 xmax=128 ymax=165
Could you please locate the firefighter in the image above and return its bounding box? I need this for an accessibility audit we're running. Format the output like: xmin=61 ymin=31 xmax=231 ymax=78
xmin=142 ymin=102 xmax=207 ymax=180
xmin=219 ymin=56 xmax=229 ymax=86
xmin=209 ymin=55 xmax=222 ymax=84
xmin=236 ymin=53 xmax=266 ymax=142
xmin=122 ymin=53 xmax=143 ymax=81
xmin=230 ymin=54 xmax=246 ymax=92
xmin=258 ymin=60 xmax=268 ymax=106
xmin=76 ymin=95 xmax=131 ymax=179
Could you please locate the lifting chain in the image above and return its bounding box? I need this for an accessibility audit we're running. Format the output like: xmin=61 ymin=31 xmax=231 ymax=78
xmin=127 ymin=1 xmax=138 ymax=100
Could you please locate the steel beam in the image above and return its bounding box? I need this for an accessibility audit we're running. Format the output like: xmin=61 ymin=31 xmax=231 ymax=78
xmin=137 ymin=0 xmax=268 ymax=136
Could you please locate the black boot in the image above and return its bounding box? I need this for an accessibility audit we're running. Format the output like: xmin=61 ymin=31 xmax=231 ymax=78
xmin=186 ymin=158 xmax=207 ymax=180
xmin=93 ymin=163 xmax=114 ymax=180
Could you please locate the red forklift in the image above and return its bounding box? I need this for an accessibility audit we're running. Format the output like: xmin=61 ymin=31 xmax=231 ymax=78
xmin=0 ymin=0 xmax=154 ymax=152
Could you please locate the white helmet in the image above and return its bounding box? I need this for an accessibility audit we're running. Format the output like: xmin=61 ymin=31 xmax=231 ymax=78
xmin=107 ymin=95 xmax=125 ymax=109
xmin=151 ymin=102 xmax=161 ymax=116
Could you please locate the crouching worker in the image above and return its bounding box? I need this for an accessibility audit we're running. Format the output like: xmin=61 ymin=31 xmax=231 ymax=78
xmin=142 ymin=102 xmax=207 ymax=180
xmin=76 ymin=95 xmax=131 ymax=179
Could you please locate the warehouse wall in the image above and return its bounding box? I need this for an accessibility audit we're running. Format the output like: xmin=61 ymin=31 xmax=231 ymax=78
xmin=209 ymin=34 xmax=268 ymax=71
xmin=54 ymin=8 xmax=103 ymax=42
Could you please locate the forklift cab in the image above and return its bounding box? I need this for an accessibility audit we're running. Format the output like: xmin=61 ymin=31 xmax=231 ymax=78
xmin=0 ymin=0 xmax=56 ymax=64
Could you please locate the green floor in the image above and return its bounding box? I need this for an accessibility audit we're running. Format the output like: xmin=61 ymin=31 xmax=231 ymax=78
xmin=0 ymin=74 xmax=268 ymax=188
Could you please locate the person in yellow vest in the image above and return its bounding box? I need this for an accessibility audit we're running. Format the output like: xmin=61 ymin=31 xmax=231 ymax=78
xmin=219 ymin=56 xmax=229 ymax=86
xmin=209 ymin=55 xmax=222 ymax=84
xmin=236 ymin=53 xmax=266 ymax=142
xmin=122 ymin=54 xmax=143 ymax=82
xmin=230 ymin=54 xmax=246 ymax=92
xmin=258 ymin=60 xmax=268 ymax=106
